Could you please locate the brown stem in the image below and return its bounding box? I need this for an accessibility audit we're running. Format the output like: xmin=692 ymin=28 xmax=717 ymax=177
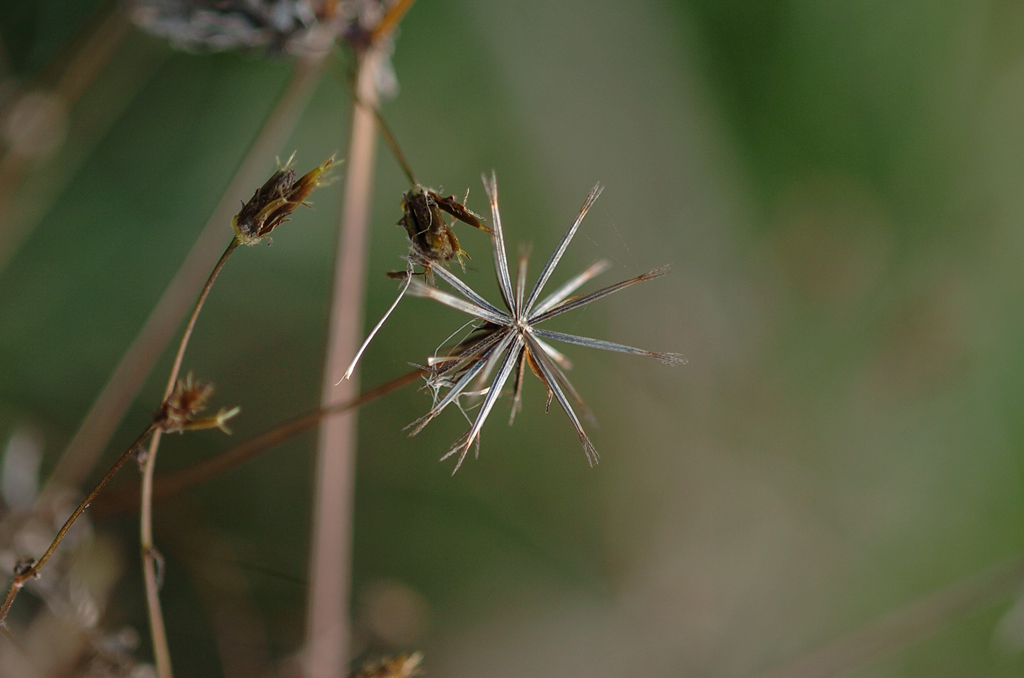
xmin=0 ymin=423 xmax=157 ymax=627
xmin=352 ymin=90 xmax=417 ymax=186
xmin=0 ymin=41 xmax=331 ymax=676
xmin=167 ymin=238 xmax=239 ymax=400
xmin=91 ymin=368 xmax=425 ymax=521
xmin=141 ymin=237 xmax=239 ymax=678
xmin=369 ymin=0 xmax=418 ymax=43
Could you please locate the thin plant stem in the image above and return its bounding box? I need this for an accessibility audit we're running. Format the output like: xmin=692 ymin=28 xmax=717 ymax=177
xmin=141 ymin=236 xmax=239 ymax=678
xmin=305 ymin=6 xmax=423 ymax=667
xmin=140 ymin=435 xmax=171 ymax=678
xmin=0 ymin=422 xmax=157 ymax=627
xmin=0 ymin=50 xmax=327 ymax=673
xmin=40 ymin=54 xmax=329 ymax=498
xmin=356 ymin=95 xmax=416 ymax=185
xmin=91 ymin=368 xmax=426 ymax=521
xmin=166 ymin=238 xmax=239 ymax=399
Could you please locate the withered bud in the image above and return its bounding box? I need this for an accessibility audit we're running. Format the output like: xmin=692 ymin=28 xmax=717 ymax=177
xmin=232 ymin=153 xmax=338 ymax=246
xmin=398 ymin=186 xmax=489 ymax=271
xmin=156 ymin=373 xmax=213 ymax=433
xmin=155 ymin=374 xmax=240 ymax=435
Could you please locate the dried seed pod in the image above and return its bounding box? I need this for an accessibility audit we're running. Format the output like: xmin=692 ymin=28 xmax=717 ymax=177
xmin=341 ymin=185 xmax=489 ymax=381
xmin=232 ymin=153 xmax=337 ymax=246
xmin=156 ymin=374 xmax=213 ymax=433
xmin=155 ymin=374 xmax=240 ymax=434
xmin=398 ymin=185 xmax=489 ymax=272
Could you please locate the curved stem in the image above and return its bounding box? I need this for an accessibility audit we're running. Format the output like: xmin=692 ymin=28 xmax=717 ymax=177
xmin=42 ymin=54 xmax=327 ymax=496
xmin=140 ymin=427 xmax=171 ymax=678
xmin=0 ymin=423 xmax=157 ymax=627
xmin=356 ymin=95 xmax=416 ymax=186
xmin=141 ymin=236 xmax=239 ymax=678
xmin=163 ymin=238 xmax=239 ymax=402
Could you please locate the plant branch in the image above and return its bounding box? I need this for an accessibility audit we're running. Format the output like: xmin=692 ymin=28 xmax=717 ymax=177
xmin=0 ymin=41 xmax=331 ymax=678
xmin=167 ymin=239 xmax=239 ymax=400
xmin=0 ymin=423 xmax=157 ymax=627
xmin=305 ymin=41 xmax=387 ymax=678
xmin=41 ymin=53 xmax=329 ymax=499
xmin=141 ymin=236 xmax=239 ymax=678
xmin=90 ymin=367 xmax=425 ymax=520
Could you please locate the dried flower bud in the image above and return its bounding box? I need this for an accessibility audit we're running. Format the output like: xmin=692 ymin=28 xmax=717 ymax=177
xmin=156 ymin=373 xmax=214 ymax=433
xmin=232 ymin=153 xmax=338 ymax=246
xmin=398 ymin=185 xmax=488 ymax=272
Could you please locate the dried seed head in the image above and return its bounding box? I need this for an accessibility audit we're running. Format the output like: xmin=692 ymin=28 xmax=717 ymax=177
xmin=155 ymin=373 xmax=240 ymax=435
xmin=130 ymin=0 xmax=341 ymax=55
xmin=289 ymin=153 xmax=338 ymax=205
xmin=232 ymin=153 xmax=338 ymax=246
xmin=339 ymin=185 xmax=488 ymax=382
xmin=398 ymin=185 xmax=489 ymax=273
xmin=156 ymin=373 xmax=214 ymax=433
xmin=399 ymin=187 xmax=463 ymax=266
xmin=406 ymin=173 xmax=685 ymax=472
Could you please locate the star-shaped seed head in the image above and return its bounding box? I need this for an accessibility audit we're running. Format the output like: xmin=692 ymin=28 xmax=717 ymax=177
xmin=406 ymin=172 xmax=685 ymax=472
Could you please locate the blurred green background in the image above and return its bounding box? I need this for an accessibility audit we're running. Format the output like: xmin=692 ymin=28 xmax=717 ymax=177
xmin=3 ymin=1 xmax=1024 ymax=676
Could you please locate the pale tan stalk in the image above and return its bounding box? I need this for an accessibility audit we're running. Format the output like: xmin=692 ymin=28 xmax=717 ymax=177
xmin=304 ymin=44 xmax=386 ymax=678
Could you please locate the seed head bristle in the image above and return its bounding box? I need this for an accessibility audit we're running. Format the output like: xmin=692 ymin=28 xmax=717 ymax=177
xmin=403 ymin=174 xmax=683 ymax=471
